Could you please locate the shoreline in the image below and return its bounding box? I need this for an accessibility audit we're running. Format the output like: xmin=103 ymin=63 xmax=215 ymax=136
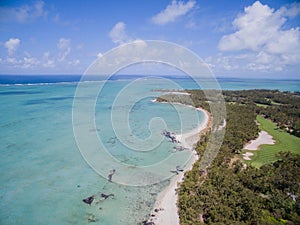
xmin=148 ymin=104 xmax=211 ymax=225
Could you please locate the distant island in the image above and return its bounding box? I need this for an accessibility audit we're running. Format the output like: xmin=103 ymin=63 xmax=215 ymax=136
xmin=156 ymin=89 xmax=300 ymax=224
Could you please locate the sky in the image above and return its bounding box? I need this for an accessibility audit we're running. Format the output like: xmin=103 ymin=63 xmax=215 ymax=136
xmin=0 ymin=0 xmax=299 ymax=78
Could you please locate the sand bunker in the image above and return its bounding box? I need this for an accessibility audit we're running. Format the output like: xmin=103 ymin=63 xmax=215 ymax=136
xmin=242 ymin=152 xmax=254 ymax=160
xmin=244 ymin=131 xmax=275 ymax=150
xmin=242 ymin=130 xmax=275 ymax=160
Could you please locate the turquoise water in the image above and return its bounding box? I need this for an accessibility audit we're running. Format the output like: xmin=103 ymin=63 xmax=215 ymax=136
xmin=0 ymin=77 xmax=203 ymax=225
xmin=0 ymin=76 xmax=299 ymax=224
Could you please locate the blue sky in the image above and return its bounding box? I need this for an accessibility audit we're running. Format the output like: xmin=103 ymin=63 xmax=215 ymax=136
xmin=0 ymin=0 xmax=299 ymax=78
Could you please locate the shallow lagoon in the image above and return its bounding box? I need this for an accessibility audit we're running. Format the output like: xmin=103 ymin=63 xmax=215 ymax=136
xmin=0 ymin=76 xmax=299 ymax=224
xmin=0 ymin=77 xmax=203 ymax=224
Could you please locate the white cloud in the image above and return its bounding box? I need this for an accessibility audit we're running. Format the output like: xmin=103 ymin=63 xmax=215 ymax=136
xmin=109 ymin=22 xmax=131 ymax=45
xmin=218 ymin=1 xmax=300 ymax=72
xmin=6 ymin=57 xmax=19 ymax=64
xmin=43 ymin=60 xmax=55 ymax=68
xmin=278 ymin=2 xmax=300 ymax=18
xmin=22 ymin=56 xmax=39 ymax=68
xmin=57 ymin=38 xmax=71 ymax=61
xmin=31 ymin=1 xmax=45 ymax=18
xmin=219 ymin=1 xmax=284 ymax=51
xmin=2 ymin=53 xmax=40 ymax=69
xmin=68 ymin=59 xmax=80 ymax=65
xmin=97 ymin=52 xmax=103 ymax=58
xmin=4 ymin=52 xmax=39 ymax=69
xmin=57 ymin=38 xmax=70 ymax=50
xmin=215 ymin=54 xmax=240 ymax=71
xmin=0 ymin=38 xmax=83 ymax=72
xmin=42 ymin=52 xmax=55 ymax=68
xmin=152 ymin=0 xmax=196 ymax=25
xmin=4 ymin=38 xmax=21 ymax=56
xmin=255 ymin=51 xmax=273 ymax=64
xmin=0 ymin=1 xmax=46 ymax=23
xmin=266 ymin=28 xmax=299 ymax=56
xmin=43 ymin=51 xmax=50 ymax=58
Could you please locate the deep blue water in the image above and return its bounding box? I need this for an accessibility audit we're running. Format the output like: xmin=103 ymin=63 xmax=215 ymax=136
xmin=0 ymin=75 xmax=299 ymax=91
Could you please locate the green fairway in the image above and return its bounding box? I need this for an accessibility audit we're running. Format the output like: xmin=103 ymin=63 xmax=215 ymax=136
xmin=246 ymin=115 xmax=300 ymax=167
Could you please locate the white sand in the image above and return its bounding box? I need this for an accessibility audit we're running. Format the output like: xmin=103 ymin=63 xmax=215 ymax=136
xmin=175 ymin=108 xmax=210 ymax=150
xmin=167 ymin=91 xmax=191 ymax=96
xmin=150 ymin=91 xmax=190 ymax=103
xmin=242 ymin=152 xmax=254 ymax=160
xmin=150 ymin=108 xmax=210 ymax=225
xmin=244 ymin=131 xmax=275 ymax=150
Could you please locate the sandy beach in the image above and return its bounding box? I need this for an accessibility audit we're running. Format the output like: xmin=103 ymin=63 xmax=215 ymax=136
xmin=148 ymin=107 xmax=210 ymax=225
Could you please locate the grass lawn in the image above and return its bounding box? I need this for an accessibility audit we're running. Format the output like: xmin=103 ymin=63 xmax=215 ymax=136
xmin=246 ymin=115 xmax=300 ymax=167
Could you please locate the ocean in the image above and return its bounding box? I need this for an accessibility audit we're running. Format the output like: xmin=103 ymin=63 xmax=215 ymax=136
xmin=0 ymin=75 xmax=299 ymax=225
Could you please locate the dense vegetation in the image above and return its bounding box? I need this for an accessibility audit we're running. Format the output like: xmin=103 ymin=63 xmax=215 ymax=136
xmin=157 ymin=89 xmax=300 ymax=137
xmin=222 ymin=90 xmax=300 ymax=137
xmin=158 ymin=89 xmax=300 ymax=224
